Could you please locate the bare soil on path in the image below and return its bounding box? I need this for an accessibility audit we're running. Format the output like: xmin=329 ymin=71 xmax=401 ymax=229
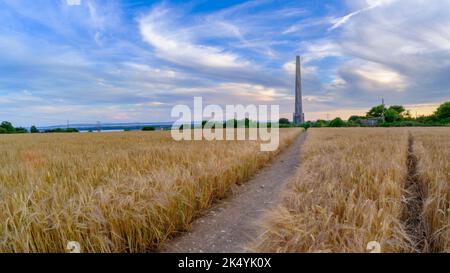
xmin=161 ymin=132 xmax=308 ymax=253
xmin=402 ymin=133 xmax=427 ymax=252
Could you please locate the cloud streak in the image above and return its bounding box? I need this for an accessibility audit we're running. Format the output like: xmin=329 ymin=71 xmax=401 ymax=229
xmin=0 ymin=0 xmax=448 ymax=126
xmin=328 ymin=0 xmax=395 ymax=31
xmin=139 ymin=6 xmax=249 ymax=70
xmin=66 ymin=0 xmax=81 ymax=6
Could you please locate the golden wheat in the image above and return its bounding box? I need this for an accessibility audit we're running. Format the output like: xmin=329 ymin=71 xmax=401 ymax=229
xmin=252 ymin=128 xmax=414 ymax=253
xmin=253 ymin=127 xmax=450 ymax=253
xmin=0 ymin=128 xmax=302 ymax=253
xmin=411 ymin=128 xmax=449 ymax=252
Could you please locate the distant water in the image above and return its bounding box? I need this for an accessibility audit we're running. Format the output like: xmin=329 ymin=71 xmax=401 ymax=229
xmin=79 ymin=129 xmax=125 ymax=133
xmin=38 ymin=122 xmax=179 ymax=132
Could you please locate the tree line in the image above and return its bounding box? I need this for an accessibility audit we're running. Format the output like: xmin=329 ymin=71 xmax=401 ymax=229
xmin=0 ymin=122 xmax=79 ymax=134
xmin=296 ymin=101 xmax=450 ymax=128
xmin=1 ymin=101 xmax=449 ymax=134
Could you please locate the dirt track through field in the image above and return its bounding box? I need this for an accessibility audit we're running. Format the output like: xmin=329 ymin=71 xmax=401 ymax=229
xmin=161 ymin=132 xmax=308 ymax=253
xmin=402 ymin=133 xmax=427 ymax=252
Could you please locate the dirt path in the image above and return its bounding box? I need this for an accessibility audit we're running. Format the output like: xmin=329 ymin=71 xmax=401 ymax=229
xmin=402 ymin=133 xmax=428 ymax=252
xmin=161 ymin=132 xmax=308 ymax=253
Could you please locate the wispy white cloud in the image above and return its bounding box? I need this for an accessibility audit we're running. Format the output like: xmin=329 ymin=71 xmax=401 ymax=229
xmin=139 ymin=6 xmax=250 ymax=70
xmin=294 ymin=0 xmax=450 ymax=114
xmin=282 ymin=17 xmax=332 ymax=35
xmin=328 ymin=0 xmax=395 ymax=31
xmin=213 ymin=83 xmax=287 ymax=102
xmin=1 ymin=0 xmax=449 ymax=126
xmin=340 ymin=61 xmax=407 ymax=92
xmin=328 ymin=7 xmax=369 ymax=31
xmin=66 ymin=0 xmax=81 ymax=6
xmin=301 ymin=40 xmax=342 ymax=63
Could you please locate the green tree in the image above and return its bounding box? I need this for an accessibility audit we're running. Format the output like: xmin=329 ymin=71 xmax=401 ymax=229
xmin=435 ymin=101 xmax=450 ymax=120
xmin=300 ymin=121 xmax=312 ymax=130
xmin=0 ymin=121 xmax=15 ymax=133
xmin=384 ymin=108 xmax=401 ymax=123
xmin=30 ymin=125 xmax=39 ymax=133
xmin=202 ymin=120 xmax=219 ymax=129
xmin=366 ymin=104 xmax=386 ymax=118
xmin=388 ymin=105 xmax=405 ymax=115
xmin=224 ymin=119 xmax=238 ymax=128
xmin=244 ymin=118 xmax=251 ymax=128
xmin=329 ymin=117 xmax=346 ymax=127
xmin=179 ymin=124 xmax=190 ymax=130
xmin=403 ymin=110 xmax=412 ymax=120
xmin=0 ymin=127 xmax=7 ymax=134
xmin=44 ymin=128 xmax=78 ymax=133
xmin=312 ymin=119 xmax=329 ymax=127
xmin=15 ymin=127 xmax=28 ymax=133
xmin=142 ymin=126 xmax=156 ymax=131
xmin=347 ymin=121 xmax=360 ymax=127
xmin=279 ymin=118 xmax=290 ymax=125
xmin=348 ymin=115 xmax=363 ymax=122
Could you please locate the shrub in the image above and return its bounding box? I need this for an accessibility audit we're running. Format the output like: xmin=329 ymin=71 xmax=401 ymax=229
xmin=438 ymin=117 xmax=450 ymax=125
xmin=0 ymin=121 xmax=15 ymax=133
xmin=279 ymin=123 xmax=292 ymax=128
xmin=15 ymin=127 xmax=28 ymax=133
xmin=30 ymin=126 xmax=39 ymax=133
xmin=44 ymin=128 xmax=79 ymax=133
xmin=379 ymin=121 xmax=433 ymax=127
xmin=435 ymin=101 xmax=450 ymax=120
xmin=279 ymin=118 xmax=290 ymax=125
xmin=300 ymin=121 xmax=312 ymax=130
xmin=367 ymin=104 xmax=385 ymax=117
xmin=348 ymin=115 xmax=364 ymax=122
xmin=142 ymin=126 xmax=156 ymax=131
xmin=347 ymin=120 xmax=361 ymax=127
xmin=179 ymin=124 xmax=190 ymax=130
xmin=384 ymin=108 xmax=401 ymax=123
xmin=312 ymin=120 xmax=329 ymax=127
xmin=329 ymin=117 xmax=346 ymax=127
xmin=389 ymin=105 xmax=406 ymax=115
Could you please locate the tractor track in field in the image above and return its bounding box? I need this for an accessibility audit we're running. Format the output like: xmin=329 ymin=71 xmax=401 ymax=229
xmin=161 ymin=132 xmax=308 ymax=253
xmin=402 ymin=133 xmax=428 ymax=252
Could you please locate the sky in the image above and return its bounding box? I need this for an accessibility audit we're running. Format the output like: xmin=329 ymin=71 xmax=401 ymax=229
xmin=0 ymin=0 xmax=449 ymax=126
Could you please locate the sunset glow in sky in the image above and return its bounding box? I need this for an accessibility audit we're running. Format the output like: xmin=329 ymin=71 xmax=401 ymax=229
xmin=0 ymin=0 xmax=449 ymax=126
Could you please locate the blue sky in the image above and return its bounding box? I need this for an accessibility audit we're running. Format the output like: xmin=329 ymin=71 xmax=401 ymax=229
xmin=0 ymin=0 xmax=449 ymax=126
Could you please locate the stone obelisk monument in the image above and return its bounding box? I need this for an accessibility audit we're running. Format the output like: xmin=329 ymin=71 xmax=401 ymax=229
xmin=293 ymin=56 xmax=304 ymax=125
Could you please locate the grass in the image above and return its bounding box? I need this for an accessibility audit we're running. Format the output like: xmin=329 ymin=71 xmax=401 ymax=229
xmin=0 ymin=128 xmax=302 ymax=253
xmin=252 ymin=128 xmax=449 ymax=253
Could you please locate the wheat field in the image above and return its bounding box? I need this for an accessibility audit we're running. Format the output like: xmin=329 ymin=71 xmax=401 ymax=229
xmin=0 ymin=128 xmax=302 ymax=253
xmin=252 ymin=128 xmax=449 ymax=253
xmin=411 ymin=128 xmax=449 ymax=252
